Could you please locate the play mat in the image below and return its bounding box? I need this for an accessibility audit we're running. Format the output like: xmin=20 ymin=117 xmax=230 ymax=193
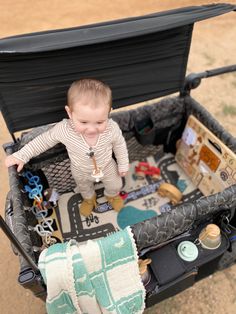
xmin=54 ymin=150 xmax=202 ymax=244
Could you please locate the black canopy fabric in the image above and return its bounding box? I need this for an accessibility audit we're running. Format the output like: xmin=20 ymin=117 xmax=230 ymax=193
xmin=0 ymin=4 xmax=235 ymax=134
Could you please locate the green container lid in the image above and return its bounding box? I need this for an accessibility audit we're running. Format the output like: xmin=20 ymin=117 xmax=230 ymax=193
xmin=177 ymin=241 xmax=198 ymax=262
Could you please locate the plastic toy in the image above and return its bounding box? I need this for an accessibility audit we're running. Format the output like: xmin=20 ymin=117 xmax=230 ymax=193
xmin=23 ymin=171 xmax=44 ymax=208
xmin=44 ymin=188 xmax=60 ymax=208
xmin=119 ymin=191 xmax=128 ymax=200
xmin=135 ymin=162 xmax=160 ymax=180
xmin=23 ymin=171 xmax=63 ymax=245
xmin=157 ymin=182 xmax=182 ymax=205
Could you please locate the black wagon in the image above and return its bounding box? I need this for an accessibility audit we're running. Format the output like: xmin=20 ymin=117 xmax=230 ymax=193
xmin=1 ymin=3 xmax=236 ymax=311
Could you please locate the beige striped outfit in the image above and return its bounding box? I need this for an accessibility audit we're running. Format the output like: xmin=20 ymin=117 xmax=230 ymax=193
xmin=13 ymin=119 xmax=129 ymax=199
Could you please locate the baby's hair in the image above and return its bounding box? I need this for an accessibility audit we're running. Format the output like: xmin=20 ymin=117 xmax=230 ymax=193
xmin=67 ymin=78 xmax=112 ymax=110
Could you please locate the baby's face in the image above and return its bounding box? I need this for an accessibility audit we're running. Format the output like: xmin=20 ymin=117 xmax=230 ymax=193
xmin=67 ymin=98 xmax=110 ymax=139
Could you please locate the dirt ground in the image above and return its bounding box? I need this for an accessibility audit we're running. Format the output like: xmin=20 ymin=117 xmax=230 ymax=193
xmin=0 ymin=1 xmax=236 ymax=313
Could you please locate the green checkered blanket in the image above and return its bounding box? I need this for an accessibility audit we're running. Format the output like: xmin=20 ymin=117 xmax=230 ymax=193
xmin=38 ymin=227 xmax=145 ymax=314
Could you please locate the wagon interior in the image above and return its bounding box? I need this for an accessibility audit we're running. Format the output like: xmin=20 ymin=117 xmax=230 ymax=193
xmin=1 ymin=3 xmax=236 ymax=307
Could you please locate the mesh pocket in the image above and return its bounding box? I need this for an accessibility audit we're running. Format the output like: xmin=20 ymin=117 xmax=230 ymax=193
xmin=42 ymin=158 xmax=76 ymax=194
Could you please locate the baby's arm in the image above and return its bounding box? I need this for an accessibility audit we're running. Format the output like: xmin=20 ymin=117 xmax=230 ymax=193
xmin=5 ymin=121 xmax=64 ymax=172
xmin=111 ymin=120 xmax=129 ymax=176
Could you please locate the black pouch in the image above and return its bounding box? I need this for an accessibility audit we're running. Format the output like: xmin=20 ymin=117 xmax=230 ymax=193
xmin=134 ymin=116 xmax=156 ymax=145
xmin=134 ymin=115 xmax=181 ymax=148
xmin=154 ymin=126 xmax=172 ymax=146
xmin=146 ymin=244 xmax=187 ymax=285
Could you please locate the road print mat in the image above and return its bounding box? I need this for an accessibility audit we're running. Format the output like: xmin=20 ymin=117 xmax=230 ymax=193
xmin=56 ymin=153 xmax=202 ymax=243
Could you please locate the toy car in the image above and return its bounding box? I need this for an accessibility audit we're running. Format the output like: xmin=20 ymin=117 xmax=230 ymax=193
xmin=135 ymin=162 xmax=161 ymax=180
xmin=157 ymin=182 xmax=182 ymax=205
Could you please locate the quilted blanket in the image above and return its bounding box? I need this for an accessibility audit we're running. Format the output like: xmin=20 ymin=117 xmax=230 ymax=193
xmin=38 ymin=227 xmax=145 ymax=314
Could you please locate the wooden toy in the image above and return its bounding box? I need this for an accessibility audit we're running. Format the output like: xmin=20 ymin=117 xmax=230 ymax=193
xmin=176 ymin=115 xmax=236 ymax=196
xmin=138 ymin=258 xmax=152 ymax=285
xmin=157 ymin=183 xmax=182 ymax=205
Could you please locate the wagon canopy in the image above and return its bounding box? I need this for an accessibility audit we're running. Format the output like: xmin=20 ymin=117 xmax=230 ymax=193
xmin=0 ymin=3 xmax=235 ymax=134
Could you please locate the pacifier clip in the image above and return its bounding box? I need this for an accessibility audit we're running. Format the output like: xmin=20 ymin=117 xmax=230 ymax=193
xmin=88 ymin=148 xmax=104 ymax=182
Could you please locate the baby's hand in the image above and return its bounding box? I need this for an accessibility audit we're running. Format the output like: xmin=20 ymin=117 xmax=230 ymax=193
xmin=5 ymin=155 xmax=25 ymax=172
xmin=119 ymin=171 xmax=127 ymax=177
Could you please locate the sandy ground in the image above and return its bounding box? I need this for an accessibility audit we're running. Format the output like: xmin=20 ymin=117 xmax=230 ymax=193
xmin=0 ymin=1 xmax=236 ymax=313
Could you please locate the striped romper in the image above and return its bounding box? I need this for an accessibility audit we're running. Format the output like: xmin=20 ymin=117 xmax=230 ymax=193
xmin=13 ymin=118 xmax=129 ymax=199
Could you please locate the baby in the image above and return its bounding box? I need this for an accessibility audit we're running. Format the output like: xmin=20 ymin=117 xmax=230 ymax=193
xmin=5 ymin=79 xmax=129 ymax=217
